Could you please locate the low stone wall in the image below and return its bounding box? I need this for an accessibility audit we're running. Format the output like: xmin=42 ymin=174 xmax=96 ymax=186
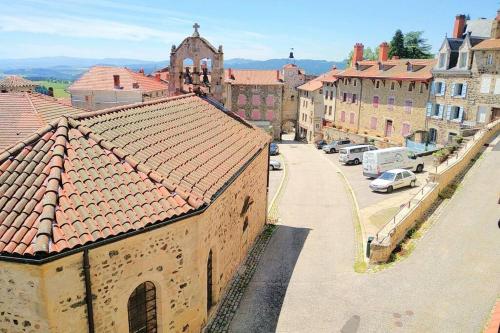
xmin=369 ymin=119 xmax=500 ymax=264
xmin=323 ymin=127 xmax=399 ymax=148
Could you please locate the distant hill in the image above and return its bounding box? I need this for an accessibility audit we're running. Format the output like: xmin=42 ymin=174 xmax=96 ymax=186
xmin=0 ymin=56 xmax=345 ymax=81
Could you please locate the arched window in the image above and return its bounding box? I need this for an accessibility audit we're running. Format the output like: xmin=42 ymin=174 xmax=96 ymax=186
xmin=207 ymin=250 xmax=213 ymax=311
xmin=128 ymin=282 xmax=157 ymax=333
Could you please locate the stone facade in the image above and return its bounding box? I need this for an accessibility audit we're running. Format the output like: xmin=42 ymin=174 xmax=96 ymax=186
xmin=0 ymin=147 xmax=269 ymax=333
xmin=298 ymin=88 xmax=323 ymax=142
xmin=333 ymin=78 xmax=363 ymax=133
xmin=227 ymin=84 xmax=283 ymax=139
xmin=322 ymin=81 xmax=337 ymax=123
xmin=282 ymin=64 xmax=306 ymax=127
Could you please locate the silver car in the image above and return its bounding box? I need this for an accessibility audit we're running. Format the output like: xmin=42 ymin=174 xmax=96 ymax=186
xmin=322 ymin=139 xmax=354 ymax=154
xmin=269 ymin=159 xmax=282 ymax=170
xmin=369 ymin=169 xmax=417 ymax=193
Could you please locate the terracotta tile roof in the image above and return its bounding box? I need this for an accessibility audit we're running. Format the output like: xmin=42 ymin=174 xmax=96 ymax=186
xmin=69 ymin=66 xmax=168 ymax=92
xmin=0 ymin=93 xmax=81 ymax=151
xmin=298 ymin=69 xmax=341 ymax=91
xmin=336 ymin=59 xmax=436 ymax=81
xmin=472 ymin=38 xmax=500 ymax=50
xmin=225 ymin=69 xmax=283 ymax=85
xmin=0 ymin=94 xmax=269 ymax=257
xmin=0 ymin=76 xmax=37 ymax=89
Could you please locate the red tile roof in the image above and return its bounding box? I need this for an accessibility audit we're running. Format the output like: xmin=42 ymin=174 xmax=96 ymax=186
xmin=0 ymin=76 xmax=37 ymax=90
xmin=298 ymin=69 xmax=341 ymax=91
xmin=0 ymin=94 xmax=269 ymax=257
xmin=336 ymin=59 xmax=436 ymax=81
xmin=0 ymin=93 xmax=82 ymax=151
xmin=225 ymin=69 xmax=283 ymax=85
xmin=69 ymin=66 xmax=168 ymax=92
xmin=471 ymin=38 xmax=500 ymax=50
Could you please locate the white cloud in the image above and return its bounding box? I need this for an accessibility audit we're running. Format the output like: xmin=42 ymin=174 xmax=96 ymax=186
xmin=0 ymin=14 xmax=184 ymax=42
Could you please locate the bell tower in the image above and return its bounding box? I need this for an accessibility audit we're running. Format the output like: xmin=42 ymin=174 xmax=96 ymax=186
xmin=169 ymin=24 xmax=224 ymax=101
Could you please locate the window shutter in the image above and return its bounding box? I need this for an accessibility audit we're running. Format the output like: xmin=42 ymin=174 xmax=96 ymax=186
xmin=446 ymin=105 xmax=452 ymax=120
xmin=430 ymin=81 xmax=435 ymax=95
xmin=461 ymin=83 xmax=467 ymax=98
xmin=458 ymin=107 xmax=464 ymax=122
xmin=438 ymin=104 xmax=444 ymax=118
xmin=451 ymin=83 xmax=456 ymax=96
xmin=426 ymin=102 xmax=432 ymax=116
xmin=440 ymin=82 xmax=446 ymax=95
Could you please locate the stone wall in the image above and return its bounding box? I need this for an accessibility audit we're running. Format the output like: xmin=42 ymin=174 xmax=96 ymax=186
xmin=369 ymin=119 xmax=500 ymax=263
xmin=322 ymin=127 xmax=400 ymax=149
xmin=334 ymin=78 xmax=362 ymax=132
xmin=228 ymin=84 xmax=283 ymax=139
xmin=0 ymin=147 xmax=269 ymax=333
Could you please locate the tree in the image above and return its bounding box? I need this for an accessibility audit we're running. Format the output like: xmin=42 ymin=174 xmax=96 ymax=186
xmin=389 ymin=29 xmax=406 ymax=59
xmin=404 ymin=31 xmax=433 ymax=59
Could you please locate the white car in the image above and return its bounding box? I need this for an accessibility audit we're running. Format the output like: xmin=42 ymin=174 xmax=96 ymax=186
xmin=369 ymin=169 xmax=417 ymax=193
xmin=269 ymin=159 xmax=282 ymax=170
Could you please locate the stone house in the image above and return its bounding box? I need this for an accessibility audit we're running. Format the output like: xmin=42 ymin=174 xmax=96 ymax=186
xmin=427 ymin=13 xmax=497 ymax=145
xmin=331 ymin=42 xmax=435 ymax=145
xmin=297 ymin=69 xmax=341 ymax=142
xmin=0 ymin=94 xmax=270 ymax=333
xmin=223 ymin=64 xmax=308 ymax=140
xmin=0 ymin=76 xmax=37 ymax=93
xmin=0 ymin=92 xmax=81 ymax=150
xmin=69 ymin=66 xmax=169 ymax=111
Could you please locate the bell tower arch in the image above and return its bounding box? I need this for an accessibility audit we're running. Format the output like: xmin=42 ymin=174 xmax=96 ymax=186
xmin=169 ymin=23 xmax=224 ymax=101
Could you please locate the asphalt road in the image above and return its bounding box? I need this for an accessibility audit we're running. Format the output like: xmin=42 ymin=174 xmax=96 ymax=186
xmin=229 ymin=135 xmax=500 ymax=333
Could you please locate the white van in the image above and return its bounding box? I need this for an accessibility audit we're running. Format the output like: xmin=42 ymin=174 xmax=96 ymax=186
xmin=362 ymin=147 xmax=424 ymax=178
xmin=339 ymin=145 xmax=377 ymax=165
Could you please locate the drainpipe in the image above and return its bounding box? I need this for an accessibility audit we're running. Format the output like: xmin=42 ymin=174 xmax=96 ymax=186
xmin=356 ymin=79 xmax=363 ymax=135
xmin=83 ymin=249 xmax=95 ymax=333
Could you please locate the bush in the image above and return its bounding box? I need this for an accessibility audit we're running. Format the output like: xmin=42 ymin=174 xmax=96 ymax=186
xmin=455 ymin=135 xmax=463 ymax=144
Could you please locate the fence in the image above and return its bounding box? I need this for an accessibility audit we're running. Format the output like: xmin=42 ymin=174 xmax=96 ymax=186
xmin=370 ymin=118 xmax=500 ymax=263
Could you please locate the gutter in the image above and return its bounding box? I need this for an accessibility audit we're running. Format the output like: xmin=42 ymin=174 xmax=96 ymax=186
xmin=0 ymin=146 xmax=267 ymax=265
xmin=83 ymin=249 xmax=95 ymax=333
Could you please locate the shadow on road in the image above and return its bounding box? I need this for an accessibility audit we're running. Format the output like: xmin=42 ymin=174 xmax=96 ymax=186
xmin=230 ymin=225 xmax=310 ymax=333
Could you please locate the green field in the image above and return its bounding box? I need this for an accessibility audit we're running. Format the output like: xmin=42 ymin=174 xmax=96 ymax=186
xmin=33 ymin=80 xmax=71 ymax=98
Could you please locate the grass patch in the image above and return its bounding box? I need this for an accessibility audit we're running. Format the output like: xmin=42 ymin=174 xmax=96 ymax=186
xmin=34 ymin=80 xmax=71 ymax=98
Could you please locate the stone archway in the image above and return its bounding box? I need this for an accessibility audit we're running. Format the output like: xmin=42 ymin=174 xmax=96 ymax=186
xmin=281 ymin=120 xmax=296 ymax=134
xmin=169 ymin=23 xmax=224 ymax=101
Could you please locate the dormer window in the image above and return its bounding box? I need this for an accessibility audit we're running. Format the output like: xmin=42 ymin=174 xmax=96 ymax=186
xmin=459 ymin=52 xmax=468 ymax=68
xmin=438 ymin=53 xmax=447 ymax=68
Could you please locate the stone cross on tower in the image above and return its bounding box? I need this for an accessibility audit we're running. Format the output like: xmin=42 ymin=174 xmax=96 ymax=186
xmin=192 ymin=23 xmax=200 ymax=37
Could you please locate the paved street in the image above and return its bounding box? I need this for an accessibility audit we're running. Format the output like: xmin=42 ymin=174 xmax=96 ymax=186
xmin=229 ymin=136 xmax=500 ymax=333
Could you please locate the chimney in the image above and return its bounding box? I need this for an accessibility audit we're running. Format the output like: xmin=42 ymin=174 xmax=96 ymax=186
xmin=379 ymin=42 xmax=389 ymax=62
xmin=453 ymin=14 xmax=466 ymax=38
xmin=113 ymin=75 xmax=120 ymax=88
xmin=155 ymin=73 xmax=161 ymax=81
xmin=352 ymin=43 xmax=364 ymax=67
xmin=276 ymin=70 xmax=280 ymax=81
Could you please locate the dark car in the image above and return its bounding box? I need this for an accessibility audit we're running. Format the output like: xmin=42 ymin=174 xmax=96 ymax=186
xmin=270 ymin=143 xmax=279 ymax=155
xmin=315 ymin=140 xmax=327 ymax=149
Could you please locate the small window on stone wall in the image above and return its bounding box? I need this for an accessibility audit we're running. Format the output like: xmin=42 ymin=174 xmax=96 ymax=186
xmin=243 ymin=217 xmax=249 ymax=232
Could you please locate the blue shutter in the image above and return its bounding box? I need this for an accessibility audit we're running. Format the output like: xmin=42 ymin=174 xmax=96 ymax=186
xmin=446 ymin=105 xmax=452 ymax=120
xmin=426 ymin=102 xmax=432 ymax=116
xmin=461 ymin=83 xmax=467 ymax=98
xmin=438 ymin=104 xmax=444 ymax=119
xmin=458 ymin=107 xmax=464 ymax=122
xmin=440 ymin=82 xmax=446 ymax=95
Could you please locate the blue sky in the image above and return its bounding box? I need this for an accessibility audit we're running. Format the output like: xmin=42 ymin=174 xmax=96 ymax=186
xmin=0 ymin=0 xmax=497 ymax=61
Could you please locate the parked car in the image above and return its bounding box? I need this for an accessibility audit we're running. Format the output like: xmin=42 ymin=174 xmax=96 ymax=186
xmin=322 ymin=139 xmax=354 ymax=153
xmin=270 ymin=143 xmax=279 ymax=155
xmin=369 ymin=169 xmax=417 ymax=193
xmin=315 ymin=140 xmax=327 ymax=149
xmin=339 ymin=145 xmax=377 ymax=165
xmin=269 ymin=159 xmax=282 ymax=170
xmin=362 ymin=147 xmax=424 ymax=178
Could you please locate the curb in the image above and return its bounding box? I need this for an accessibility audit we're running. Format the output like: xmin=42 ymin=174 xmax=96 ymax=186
xmin=267 ymin=153 xmax=288 ymax=223
xmin=315 ymin=147 xmax=366 ymax=271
